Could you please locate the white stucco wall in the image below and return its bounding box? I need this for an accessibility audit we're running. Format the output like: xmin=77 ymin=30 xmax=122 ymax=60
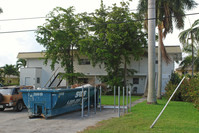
xmin=20 ymin=53 xmax=176 ymax=93
xmin=20 ymin=67 xmax=42 ymax=88
xmin=73 ymin=58 xmax=107 ymax=76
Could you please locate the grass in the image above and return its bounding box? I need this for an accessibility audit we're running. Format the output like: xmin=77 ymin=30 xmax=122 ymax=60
xmin=101 ymin=95 xmax=141 ymax=105
xmin=82 ymin=97 xmax=199 ymax=133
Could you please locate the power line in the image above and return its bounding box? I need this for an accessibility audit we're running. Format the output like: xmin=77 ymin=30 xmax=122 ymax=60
xmin=0 ymin=29 xmax=36 ymax=34
xmin=0 ymin=12 xmax=199 ymax=34
xmin=0 ymin=17 xmax=46 ymax=22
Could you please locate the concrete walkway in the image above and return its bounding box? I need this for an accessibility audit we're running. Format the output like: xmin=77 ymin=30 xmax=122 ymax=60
xmin=131 ymin=97 xmax=147 ymax=107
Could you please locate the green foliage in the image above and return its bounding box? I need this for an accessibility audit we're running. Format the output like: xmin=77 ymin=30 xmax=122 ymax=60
xmin=169 ymin=72 xmax=182 ymax=84
xmin=165 ymin=74 xmax=199 ymax=110
xmin=179 ymin=19 xmax=199 ymax=75
xmin=16 ymin=58 xmax=27 ymax=69
xmin=0 ymin=68 xmax=4 ymax=83
xmin=3 ymin=64 xmax=19 ymax=76
xmin=165 ymin=82 xmax=182 ymax=101
xmin=79 ymin=1 xmax=147 ymax=87
xmin=36 ymin=7 xmax=87 ymax=85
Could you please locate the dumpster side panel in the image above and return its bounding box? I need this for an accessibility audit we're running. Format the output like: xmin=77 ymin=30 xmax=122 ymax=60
xmin=21 ymin=87 xmax=97 ymax=118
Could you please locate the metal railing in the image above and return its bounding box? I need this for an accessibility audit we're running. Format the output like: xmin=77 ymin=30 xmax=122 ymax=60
xmin=44 ymin=67 xmax=60 ymax=88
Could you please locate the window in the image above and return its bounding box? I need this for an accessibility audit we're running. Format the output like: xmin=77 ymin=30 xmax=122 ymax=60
xmin=37 ymin=77 xmax=40 ymax=84
xmin=182 ymin=71 xmax=188 ymax=75
xmin=13 ymin=88 xmax=19 ymax=94
xmin=155 ymin=60 xmax=158 ymax=64
xmin=78 ymin=78 xmax=88 ymax=84
xmin=79 ymin=59 xmax=90 ymax=65
xmin=133 ymin=78 xmax=139 ymax=84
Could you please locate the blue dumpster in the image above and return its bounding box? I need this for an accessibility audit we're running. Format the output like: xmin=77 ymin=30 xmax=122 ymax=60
xmin=21 ymin=87 xmax=97 ymax=118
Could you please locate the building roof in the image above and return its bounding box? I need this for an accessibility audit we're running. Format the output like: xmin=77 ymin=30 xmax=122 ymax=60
xmin=17 ymin=52 xmax=45 ymax=59
xmin=157 ymin=45 xmax=181 ymax=54
xmin=176 ymin=66 xmax=192 ymax=71
xmin=17 ymin=45 xmax=182 ymax=59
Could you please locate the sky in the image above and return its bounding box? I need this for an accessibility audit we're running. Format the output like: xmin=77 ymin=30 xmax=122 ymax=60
xmin=0 ymin=0 xmax=199 ymax=67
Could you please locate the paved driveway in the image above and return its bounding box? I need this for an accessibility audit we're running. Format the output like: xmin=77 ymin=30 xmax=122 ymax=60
xmin=0 ymin=108 xmax=117 ymax=133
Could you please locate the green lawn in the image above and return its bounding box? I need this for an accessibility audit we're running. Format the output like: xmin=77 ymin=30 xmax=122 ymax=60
xmin=83 ymin=98 xmax=199 ymax=133
xmin=101 ymin=95 xmax=141 ymax=105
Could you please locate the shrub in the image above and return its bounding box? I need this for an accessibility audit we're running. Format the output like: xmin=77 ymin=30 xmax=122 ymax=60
xmin=165 ymin=72 xmax=182 ymax=101
xmin=165 ymin=73 xmax=199 ymax=110
xmin=165 ymin=82 xmax=182 ymax=101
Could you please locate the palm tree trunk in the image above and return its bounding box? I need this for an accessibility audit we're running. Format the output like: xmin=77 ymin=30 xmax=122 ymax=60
xmin=147 ymin=0 xmax=157 ymax=104
xmin=157 ymin=26 xmax=162 ymax=99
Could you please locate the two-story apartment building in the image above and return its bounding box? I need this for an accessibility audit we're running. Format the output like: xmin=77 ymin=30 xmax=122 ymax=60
xmin=17 ymin=46 xmax=182 ymax=94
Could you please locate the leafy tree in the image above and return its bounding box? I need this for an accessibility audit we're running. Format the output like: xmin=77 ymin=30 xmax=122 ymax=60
xmin=137 ymin=0 xmax=197 ymax=99
xmin=80 ymin=1 xmax=147 ymax=87
xmin=179 ymin=19 xmax=199 ymax=77
xmin=36 ymin=7 xmax=85 ymax=85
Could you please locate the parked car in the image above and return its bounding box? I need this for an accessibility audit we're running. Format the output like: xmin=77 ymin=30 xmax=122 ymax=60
xmin=0 ymin=86 xmax=33 ymax=111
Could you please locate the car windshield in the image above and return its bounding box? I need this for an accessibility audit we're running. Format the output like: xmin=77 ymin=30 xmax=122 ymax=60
xmin=0 ymin=89 xmax=13 ymax=95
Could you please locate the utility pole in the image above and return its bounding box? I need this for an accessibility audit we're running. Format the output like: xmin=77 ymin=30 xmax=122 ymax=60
xmin=147 ymin=0 xmax=157 ymax=104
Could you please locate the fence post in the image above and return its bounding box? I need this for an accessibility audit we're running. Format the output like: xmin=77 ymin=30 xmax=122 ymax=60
xmin=88 ymin=87 xmax=90 ymax=116
xmin=126 ymin=86 xmax=128 ymax=113
xmin=100 ymin=86 xmax=102 ymax=112
xmin=123 ymin=87 xmax=125 ymax=114
xmin=130 ymin=86 xmax=132 ymax=112
xmin=94 ymin=86 xmax=96 ymax=114
xmin=81 ymin=87 xmax=84 ymax=117
xmin=118 ymin=86 xmax=120 ymax=117
xmin=114 ymin=86 xmax=116 ymax=112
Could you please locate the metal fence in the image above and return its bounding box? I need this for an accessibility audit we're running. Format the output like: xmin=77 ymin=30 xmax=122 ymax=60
xmin=81 ymin=86 xmax=134 ymax=118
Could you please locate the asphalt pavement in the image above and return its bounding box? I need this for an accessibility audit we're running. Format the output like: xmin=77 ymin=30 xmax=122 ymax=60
xmin=0 ymin=97 xmax=146 ymax=133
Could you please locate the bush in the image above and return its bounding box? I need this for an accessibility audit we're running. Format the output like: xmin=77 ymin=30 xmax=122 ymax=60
xmin=165 ymin=73 xmax=199 ymax=110
xmin=165 ymin=82 xmax=182 ymax=101
xmin=165 ymin=73 xmax=182 ymax=101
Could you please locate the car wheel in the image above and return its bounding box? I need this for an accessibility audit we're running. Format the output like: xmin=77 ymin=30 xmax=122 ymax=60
xmin=0 ymin=108 xmax=5 ymax=111
xmin=15 ymin=101 xmax=23 ymax=112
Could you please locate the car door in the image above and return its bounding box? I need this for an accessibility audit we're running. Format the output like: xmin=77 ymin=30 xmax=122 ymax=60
xmin=12 ymin=88 xmax=20 ymax=106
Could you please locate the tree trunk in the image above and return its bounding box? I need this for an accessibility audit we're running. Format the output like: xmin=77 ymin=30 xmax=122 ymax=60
xmin=147 ymin=0 xmax=157 ymax=104
xmin=157 ymin=26 xmax=162 ymax=99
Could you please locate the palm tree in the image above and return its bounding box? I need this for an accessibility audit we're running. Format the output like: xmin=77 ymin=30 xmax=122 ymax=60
xmin=179 ymin=44 xmax=199 ymax=74
xmin=137 ymin=0 xmax=197 ymax=100
xmin=3 ymin=64 xmax=19 ymax=85
xmin=147 ymin=0 xmax=157 ymax=104
xmin=16 ymin=58 xmax=27 ymax=69
xmin=179 ymin=19 xmax=199 ymax=77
